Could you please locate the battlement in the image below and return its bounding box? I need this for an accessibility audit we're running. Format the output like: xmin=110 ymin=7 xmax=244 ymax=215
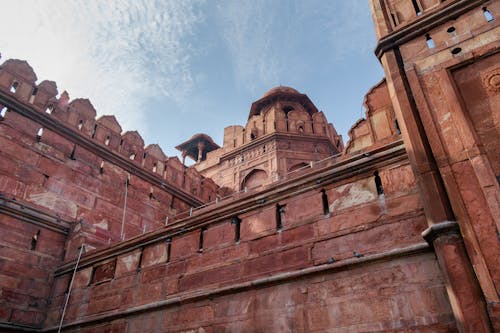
xmin=0 ymin=59 xmax=219 ymax=206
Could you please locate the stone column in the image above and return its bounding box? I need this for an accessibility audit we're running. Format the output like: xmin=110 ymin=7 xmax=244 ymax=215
xmin=381 ymin=48 xmax=493 ymax=332
xmin=197 ymin=141 xmax=205 ymax=162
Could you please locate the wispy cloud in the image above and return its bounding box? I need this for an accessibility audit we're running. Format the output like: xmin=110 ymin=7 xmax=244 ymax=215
xmin=0 ymin=0 xmax=205 ymax=134
xmin=215 ymin=1 xmax=375 ymax=94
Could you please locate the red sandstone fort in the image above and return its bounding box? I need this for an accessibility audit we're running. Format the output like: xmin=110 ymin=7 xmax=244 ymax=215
xmin=0 ymin=0 xmax=499 ymax=332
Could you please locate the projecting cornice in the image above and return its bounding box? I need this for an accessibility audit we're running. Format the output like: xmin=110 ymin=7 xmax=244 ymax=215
xmin=374 ymin=0 xmax=488 ymax=59
xmin=0 ymin=194 xmax=70 ymax=234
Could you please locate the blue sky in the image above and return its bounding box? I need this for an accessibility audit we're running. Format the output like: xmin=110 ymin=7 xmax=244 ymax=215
xmin=0 ymin=0 xmax=384 ymax=159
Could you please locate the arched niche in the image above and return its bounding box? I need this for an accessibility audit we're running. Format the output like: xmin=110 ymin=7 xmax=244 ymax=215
xmin=288 ymin=109 xmax=312 ymax=134
xmin=241 ymin=169 xmax=268 ymax=190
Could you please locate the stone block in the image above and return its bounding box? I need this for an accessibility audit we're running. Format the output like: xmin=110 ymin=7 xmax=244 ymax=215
xmin=203 ymin=221 xmax=234 ymax=250
xmin=115 ymin=249 xmax=141 ymax=277
xmin=171 ymin=231 xmax=199 ymax=261
xmin=142 ymin=242 xmax=168 ymax=268
xmin=240 ymin=206 xmax=275 ymax=241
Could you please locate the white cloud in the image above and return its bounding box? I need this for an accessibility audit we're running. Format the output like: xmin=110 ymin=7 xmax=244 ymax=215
xmin=0 ymin=0 xmax=205 ymax=135
xmin=215 ymin=1 xmax=375 ymax=94
xmin=216 ymin=0 xmax=285 ymax=93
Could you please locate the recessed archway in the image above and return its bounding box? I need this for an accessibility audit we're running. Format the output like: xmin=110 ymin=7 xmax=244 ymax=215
xmin=241 ymin=169 xmax=267 ymax=190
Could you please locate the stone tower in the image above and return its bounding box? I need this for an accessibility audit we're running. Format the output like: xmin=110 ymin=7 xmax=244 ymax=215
xmin=177 ymin=86 xmax=343 ymax=192
xmin=369 ymin=0 xmax=500 ymax=331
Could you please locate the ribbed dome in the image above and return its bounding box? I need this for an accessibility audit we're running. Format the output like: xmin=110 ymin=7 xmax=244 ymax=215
xmin=262 ymin=86 xmax=300 ymax=98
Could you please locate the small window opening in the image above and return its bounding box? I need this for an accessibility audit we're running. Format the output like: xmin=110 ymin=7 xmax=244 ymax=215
xmin=411 ymin=0 xmax=422 ymax=16
xmin=29 ymin=87 xmax=38 ymax=103
xmin=166 ymin=237 xmax=172 ymax=263
xmin=87 ymin=267 xmax=95 ymax=286
xmin=321 ymin=189 xmax=329 ymax=215
xmin=447 ymin=26 xmax=456 ymax=34
xmin=70 ymin=145 xmax=76 ymax=160
xmin=30 ymin=230 xmax=40 ymax=250
xmin=273 ymin=121 xmax=277 ymax=130
xmin=77 ymin=120 xmax=83 ymax=130
xmin=394 ymin=119 xmax=401 ymax=135
xmin=36 ymin=128 xmax=43 ymax=142
xmin=276 ymin=204 xmax=285 ymax=231
xmin=298 ymin=125 xmax=304 ymax=133
xmin=425 ymin=34 xmax=435 ymax=49
xmin=136 ymin=248 xmax=144 ymax=272
xmin=46 ymin=105 xmax=54 ymax=114
xmin=91 ymin=124 xmax=97 ymax=138
xmin=451 ymin=47 xmax=462 ymax=55
xmin=199 ymin=227 xmax=207 ymax=253
xmin=0 ymin=106 xmax=7 ymax=119
xmin=374 ymin=171 xmax=384 ymax=195
xmin=119 ymin=139 xmax=124 ymax=146
xmin=263 ymin=145 xmax=266 ymax=153
xmin=231 ymin=217 xmax=241 ymax=243
xmin=149 ymin=187 xmax=154 ymax=200
xmin=483 ymin=7 xmax=494 ymax=22
xmin=390 ymin=12 xmax=397 ymax=26
xmin=42 ymin=174 xmax=49 ymax=186
xmin=250 ymin=132 xmax=256 ymax=140
xmin=152 ymin=163 xmax=157 ymax=173
xmin=129 ymin=153 xmax=136 ymax=160
xmin=10 ymin=81 xmax=19 ymax=93
xmin=233 ymin=139 xmax=237 ymax=148
xmin=105 ymin=136 xmax=110 ymax=145
xmin=143 ymin=152 xmax=147 ymax=159
xmin=99 ymin=161 xmax=104 ymax=174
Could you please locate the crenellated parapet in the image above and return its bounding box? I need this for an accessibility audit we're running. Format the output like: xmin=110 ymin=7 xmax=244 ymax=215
xmin=0 ymin=58 xmax=222 ymax=261
xmin=0 ymin=59 xmax=219 ymax=209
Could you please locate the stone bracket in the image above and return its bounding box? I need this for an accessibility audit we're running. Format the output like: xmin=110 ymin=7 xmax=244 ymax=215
xmin=421 ymin=220 xmax=460 ymax=245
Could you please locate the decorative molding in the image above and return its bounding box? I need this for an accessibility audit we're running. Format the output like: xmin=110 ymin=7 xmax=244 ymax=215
xmin=482 ymin=68 xmax=500 ymax=94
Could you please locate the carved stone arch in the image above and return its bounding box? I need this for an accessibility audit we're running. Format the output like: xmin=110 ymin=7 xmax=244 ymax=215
xmin=241 ymin=169 xmax=268 ymax=190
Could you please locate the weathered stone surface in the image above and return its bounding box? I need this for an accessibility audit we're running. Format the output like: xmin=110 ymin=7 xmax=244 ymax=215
xmin=0 ymin=1 xmax=499 ymax=330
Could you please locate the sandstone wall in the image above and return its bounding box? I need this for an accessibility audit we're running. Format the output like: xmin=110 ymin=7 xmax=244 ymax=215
xmin=45 ymin=141 xmax=457 ymax=332
xmin=0 ymin=59 xmax=218 ymax=330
